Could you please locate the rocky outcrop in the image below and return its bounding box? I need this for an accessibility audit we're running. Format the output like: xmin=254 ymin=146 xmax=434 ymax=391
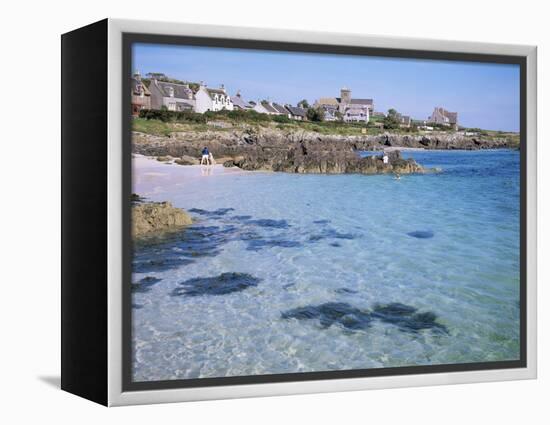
xmin=225 ymin=145 xmax=425 ymax=174
xmin=133 ymin=127 xmax=516 ymax=159
xmin=132 ymin=201 xmax=192 ymax=239
xmin=174 ymin=155 xmax=199 ymax=165
xmin=132 ymin=126 xmax=514 ymax=175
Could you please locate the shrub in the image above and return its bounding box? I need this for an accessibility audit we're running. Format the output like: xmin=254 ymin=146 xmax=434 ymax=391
xmin=139 ymin=109 xmax=207 ymax=124
xmin=306 ymin=107 xmax=325 ymax=122
xmin=383 ymin=109 xmax=401 ymax=129
xmin=272 ymin=114 xmax=292 ymax=123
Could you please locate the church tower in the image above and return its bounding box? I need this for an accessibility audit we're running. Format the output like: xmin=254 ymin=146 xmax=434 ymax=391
xmin=340 ymin=87 xmax=351 ymax=104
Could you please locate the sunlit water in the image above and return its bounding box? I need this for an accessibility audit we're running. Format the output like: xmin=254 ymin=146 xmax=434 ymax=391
xmin=131 ymin=150 xmax=520 ymax=382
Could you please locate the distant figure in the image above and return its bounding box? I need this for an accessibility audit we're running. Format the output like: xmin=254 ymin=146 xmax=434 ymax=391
xmin=383 ymin=153 xmax=389 ymax=165
xmin=208 ymin=152 xmax=215 ymax=165
xmin=394 ymin=173 xmax=401 ymax=180
xmin=201 ymin=147 xmax=210 ymax=165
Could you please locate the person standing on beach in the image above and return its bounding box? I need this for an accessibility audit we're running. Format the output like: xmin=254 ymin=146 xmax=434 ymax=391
xmin=201 ymin=147 xmax=209 ymax=165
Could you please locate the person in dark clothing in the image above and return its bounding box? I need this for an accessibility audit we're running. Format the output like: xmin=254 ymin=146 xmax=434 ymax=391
xmin=201 ymin=147 xmax=210 ymax=165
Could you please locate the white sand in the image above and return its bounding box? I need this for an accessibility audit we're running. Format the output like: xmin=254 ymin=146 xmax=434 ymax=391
xmin=132 ymin=154 xmax=251 ymax=197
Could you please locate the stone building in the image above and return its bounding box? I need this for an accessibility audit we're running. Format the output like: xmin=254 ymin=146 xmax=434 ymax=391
xmin=315 ymin=87 xmax=374 ymax=123
xmin=428 ymin=107 xmax=458 ymax=129
xmin=130 ymin=71 xmax=151 ymax=116
xmin=148 ymin=79 xmax=195 ymax=111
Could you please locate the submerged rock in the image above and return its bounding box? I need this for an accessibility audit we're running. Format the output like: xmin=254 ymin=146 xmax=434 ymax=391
xmin=407 ymin=230 xmax=434 ymax=239
xmin=246 ymin=238 xmax=302 ymax=251
xmin=372 ymin=303 xmax=448 ymax=334
xmin=246 ymin=218 xmax=290 ymax=229
xmin=308 ymin=226 xmax=356 ymax=244
xmin=132 ymin=253 xmax=195 ymax=273
xmin=172 ymin=272 xmax=261 ymax=297
xmin=282 ymin=301 xmax=448 ymax=334
xmin=188 ymin=207 xmax=235 ymax=217
xmin=335 ymin=287 xmax=359 ymax=294
xmin=282 ymin=302 xmax=373 ymax=330
xmin=131 ymin=276 xmax=162 ymax=293
xmin=132 ymin=201 xmax=193 ymax=239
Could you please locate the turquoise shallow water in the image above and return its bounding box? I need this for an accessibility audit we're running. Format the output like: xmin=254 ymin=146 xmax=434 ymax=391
xmin=131 ymin=150 xmax=520 ymax=382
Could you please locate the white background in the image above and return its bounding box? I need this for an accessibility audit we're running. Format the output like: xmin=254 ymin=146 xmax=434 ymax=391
xmin=1 ymin=0 xmax=547 ymax=423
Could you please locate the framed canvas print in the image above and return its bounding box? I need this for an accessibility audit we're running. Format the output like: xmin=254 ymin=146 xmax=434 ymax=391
xmin=61 ymin=19 xmax=537 ymax=406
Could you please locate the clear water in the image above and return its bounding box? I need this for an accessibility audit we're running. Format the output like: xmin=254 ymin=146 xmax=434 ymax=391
xmin=131 ymin=150 xmax=520 ymax=382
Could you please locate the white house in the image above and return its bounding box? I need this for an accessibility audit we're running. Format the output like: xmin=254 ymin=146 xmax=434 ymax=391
xmin=194 ymin=84 xmax=234 ymax=113
xmin=343 ymin=106 xmax=370 ymax=123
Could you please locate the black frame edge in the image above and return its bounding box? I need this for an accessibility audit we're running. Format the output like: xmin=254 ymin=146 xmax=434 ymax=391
xmin=61 ymin=18 xmax=109 ymax=406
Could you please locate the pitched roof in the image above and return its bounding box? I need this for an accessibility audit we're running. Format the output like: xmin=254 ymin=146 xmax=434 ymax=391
xmin=317 ymin=97 xmax=339 ymax=106
xmin=350 ymin=98 xmax=373 ymax=105
xmin=261 ymin=102 xmax=278 ymax=113
xmin=204 ymin=87 xmax=229 ymax=100
xmin=131 ymin=77 xmax=150 ymax=96
xmin=286 ymin=105 xmax=307 ymax=117
xmin=206 ymin=88 xmax=226 ymax=95
xmin=272 ymin=103 xmax=289 ymax=114
xmin=155 ymin=80 xmax=193 ymax=99
xmin=231 ymin=95 xmax=252 ymax=109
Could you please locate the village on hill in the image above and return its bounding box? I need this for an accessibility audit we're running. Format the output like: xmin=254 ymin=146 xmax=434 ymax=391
xmin=131 ymin=71 xmax=460 ymax=132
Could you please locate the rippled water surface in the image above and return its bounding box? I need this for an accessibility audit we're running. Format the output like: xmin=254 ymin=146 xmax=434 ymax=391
xmin=131 ymin=150 xmax=520 ymax=382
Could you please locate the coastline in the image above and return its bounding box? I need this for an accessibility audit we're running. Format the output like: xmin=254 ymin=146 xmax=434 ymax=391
xmin=132 ymin=125 xmax=517 ymax=176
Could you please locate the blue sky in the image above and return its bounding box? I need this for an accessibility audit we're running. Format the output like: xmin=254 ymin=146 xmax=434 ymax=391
xmin=133 ymin=43 xmax=520 ymax=132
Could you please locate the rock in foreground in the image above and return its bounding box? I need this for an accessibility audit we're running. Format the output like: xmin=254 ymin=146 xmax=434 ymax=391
xmin=132 ymin=201 xmax=192 ymax=239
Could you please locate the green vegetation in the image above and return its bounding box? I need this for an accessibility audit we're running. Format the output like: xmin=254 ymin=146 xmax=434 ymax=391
xmin=139 ymin=109 xmax=207 ymax=123
xmin=133 ymin=117 xmax=174 ymax=136
xmin=272 ymin=114 xmax=292 ymax=123
xmin=383 ymin=109 xmax=400 ymax=130
xmin=306 ymin=106 xmax=325 ymax=122
xmin=132 ymin=109 xmax=519 ymax=143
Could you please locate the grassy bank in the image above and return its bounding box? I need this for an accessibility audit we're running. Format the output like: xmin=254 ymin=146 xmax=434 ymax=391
xmin=132 ymin=109 xmax=520 ymax=146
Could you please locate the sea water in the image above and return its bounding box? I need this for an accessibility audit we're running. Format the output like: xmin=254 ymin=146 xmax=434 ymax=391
xmin=131 ymin=150 xmax=520 ymax=382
